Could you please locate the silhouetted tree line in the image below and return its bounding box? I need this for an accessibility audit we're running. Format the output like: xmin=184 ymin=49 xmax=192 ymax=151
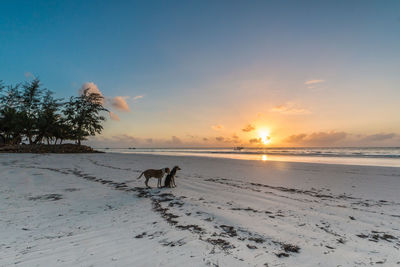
xmin=0 ymin=78 xmax=107 ymax=146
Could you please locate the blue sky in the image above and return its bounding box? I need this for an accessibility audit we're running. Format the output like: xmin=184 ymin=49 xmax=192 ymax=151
xmin=1 ymin=1 xmax=399 ymax=147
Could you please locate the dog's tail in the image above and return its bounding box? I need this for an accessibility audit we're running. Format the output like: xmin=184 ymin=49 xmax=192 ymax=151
xmin=136 ymin=172 xmax=144 ymax=179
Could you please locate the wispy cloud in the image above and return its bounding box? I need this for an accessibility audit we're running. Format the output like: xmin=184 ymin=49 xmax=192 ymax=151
xmin=284 ymin=131 xmax=347 ymax=146
xmin=249 ymin=137 xmax=262 ymax=144
xmin=215 ymin=136 xmax=225 ymax=142
xmin=134 ymin=95 xmax=144 ymax=100
xmin=109 ymin=111 xmax=120 ymax=121
xmin=304 ymin=79 xmax=325 ymax=85
xmin=213 ymin=135 xmax=241 ymax=144
xmin=109 ymin=96 xmax=130 ymax=112
xmin=271 ymin=102 xmax=311 ymax=115
xmin=242 ymin=124 xmax=255 ymax=132
xmin=211 ymin=125 xmax=224 ymax=131
xmin=361 ymin=133 xmax=397 ymax=142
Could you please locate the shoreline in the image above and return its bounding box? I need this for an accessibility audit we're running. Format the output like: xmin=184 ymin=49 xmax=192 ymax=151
xmin=101 ymin=150 xmax=400 ymax=168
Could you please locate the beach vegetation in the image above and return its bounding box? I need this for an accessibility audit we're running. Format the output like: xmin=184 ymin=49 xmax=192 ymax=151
xmin=0 ymin=78 xmax=108 ymax=146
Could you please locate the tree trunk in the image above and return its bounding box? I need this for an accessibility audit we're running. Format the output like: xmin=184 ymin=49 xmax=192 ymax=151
xmin=33 ymin=134 xmax=43 ymax=144
xmin=0 ymin=134 xmax=5 ymax=146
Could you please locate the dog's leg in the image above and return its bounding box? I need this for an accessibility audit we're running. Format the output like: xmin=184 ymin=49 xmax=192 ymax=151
xmin=145 ymin=178 xmax=150 ymax=188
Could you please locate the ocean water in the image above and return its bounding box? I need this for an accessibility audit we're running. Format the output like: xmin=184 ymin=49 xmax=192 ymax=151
xmin=98 ymin=147 xmax=400 ymax=167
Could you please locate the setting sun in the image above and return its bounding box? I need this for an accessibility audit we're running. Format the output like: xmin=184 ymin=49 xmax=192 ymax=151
xmin=258 ymin=129 xmax=271 ymax=145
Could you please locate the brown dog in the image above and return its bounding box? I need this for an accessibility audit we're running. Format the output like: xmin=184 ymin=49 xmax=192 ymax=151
xmin=137 ymin=168 xmax=170 ymax=188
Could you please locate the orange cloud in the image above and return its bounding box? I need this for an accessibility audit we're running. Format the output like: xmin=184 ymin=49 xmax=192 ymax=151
xmin=304 ymin=79 xmax=325 ymax=85
xmin=109 ymin=111 xmax=120 ymax=121
xmin=214 ymin=136 xmax=241 ymax=143
xmin=79 ymin=82 xmax=131 ymax=114
xmin=109 ymin=96 xmax=130 ymax=112
xmin=361 ymin=133 xmax=396 ymax=142
xmin=284 ymin=131 xmax=347 ymax=146
xmin=271 ymin=102 xmax=311 ymax=115
xmin=215 ymin=136 xmax=225 ymax=142
xmin=242 ymin=124 xmax=255 ymax=132
xmin=249 ymin=137 xmax=262 ymax=144
xmin=211 ymin=125 xmax=224 ymax=131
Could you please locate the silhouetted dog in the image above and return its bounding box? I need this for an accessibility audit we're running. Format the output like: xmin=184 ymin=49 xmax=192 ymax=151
xmin=164 ymin=166 xmax=181 ymax=188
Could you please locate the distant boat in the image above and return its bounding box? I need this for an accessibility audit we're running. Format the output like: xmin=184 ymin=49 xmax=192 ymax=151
xmin=128 ymin=147 xmax=136 ymax=149
xmin=233 ymin=146 xmax=244 ymax=151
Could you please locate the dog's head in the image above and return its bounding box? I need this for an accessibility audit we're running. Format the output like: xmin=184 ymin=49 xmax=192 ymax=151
xmin=165 ymin=168 xmax=171 ymax=174
xmin=173 ymin=166 xmax=181 ymax=171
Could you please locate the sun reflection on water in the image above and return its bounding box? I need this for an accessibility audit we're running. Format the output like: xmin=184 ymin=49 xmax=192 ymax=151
xmin=261 ymin=155 xmax=268 ymax=161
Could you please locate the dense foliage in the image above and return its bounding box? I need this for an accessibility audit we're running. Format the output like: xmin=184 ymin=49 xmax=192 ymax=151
xmin=0 ymin=78 xmax=107 ymax=145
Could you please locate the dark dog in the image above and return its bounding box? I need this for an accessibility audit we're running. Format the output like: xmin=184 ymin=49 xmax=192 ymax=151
xmin=164 ymin=166 xmax=181 ymax=188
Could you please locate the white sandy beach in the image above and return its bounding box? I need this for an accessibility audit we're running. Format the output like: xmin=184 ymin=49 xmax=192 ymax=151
xmin=1 ymin=153 xmax=399 ymax=266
